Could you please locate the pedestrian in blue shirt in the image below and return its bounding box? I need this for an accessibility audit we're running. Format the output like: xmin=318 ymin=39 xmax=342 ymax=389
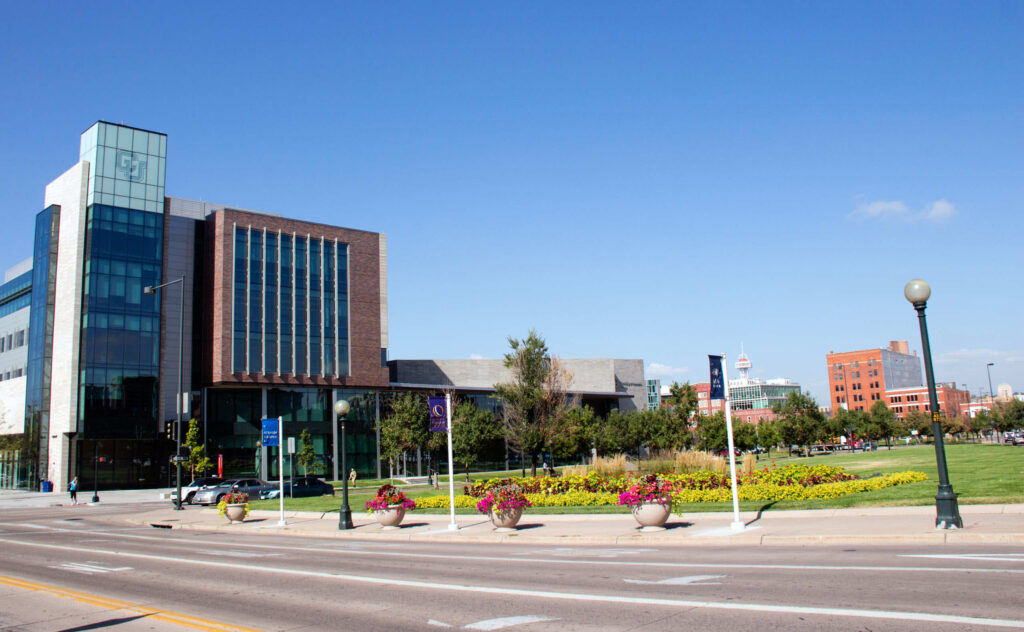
xmin=69 ymin=477 xmax=78 ymax=504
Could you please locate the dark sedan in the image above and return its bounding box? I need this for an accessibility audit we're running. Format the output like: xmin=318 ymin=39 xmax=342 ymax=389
xmin=260 ymin=476 xmax=335 ymax=500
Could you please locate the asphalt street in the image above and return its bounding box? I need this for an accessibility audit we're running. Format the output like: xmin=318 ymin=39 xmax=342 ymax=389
xmin=1 ymin=503 xmax=1022 ymax=631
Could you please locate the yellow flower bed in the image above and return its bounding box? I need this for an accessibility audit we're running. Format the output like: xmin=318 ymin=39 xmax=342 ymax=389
xmin=415 ymin=471 xmax=927 ymax=508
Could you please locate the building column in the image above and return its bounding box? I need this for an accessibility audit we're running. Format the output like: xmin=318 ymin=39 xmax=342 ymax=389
xmin=260 ymin=388 xmax=268 ymax=479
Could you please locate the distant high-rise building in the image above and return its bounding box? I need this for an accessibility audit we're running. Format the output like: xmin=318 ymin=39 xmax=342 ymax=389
xmin=646 ymin=378 xmax=660 ymax=410
xmin=826 ymin=341 xmax=923 ymax=413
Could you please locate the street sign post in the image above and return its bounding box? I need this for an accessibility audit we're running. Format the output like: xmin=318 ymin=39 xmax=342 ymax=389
xmin=262 ymin=417 xmax=286 ymax=526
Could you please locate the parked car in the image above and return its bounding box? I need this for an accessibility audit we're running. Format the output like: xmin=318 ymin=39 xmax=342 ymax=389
xmin=1012 ymin=433 xmax=1024 ymax=446
xmin=170 ymin=477 xmax=225 ymax=505
xmin=193 ymin=478 xmax=275 ymax=505
xmin=259 ymin=476 xmax=335 ymax=500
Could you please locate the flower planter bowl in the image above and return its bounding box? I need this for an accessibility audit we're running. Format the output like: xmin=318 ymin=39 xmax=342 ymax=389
xmin=373 ymin=505 xmax=407 ymax=529
xmin=489 ymin=507 xmax=523 ymax=532
xmin=630 ymin=501 xmax=671 ymax=531
xmin=224 ymin=503 xmax=247 ymax=524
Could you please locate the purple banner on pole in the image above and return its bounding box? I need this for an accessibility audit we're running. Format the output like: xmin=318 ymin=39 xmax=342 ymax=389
xmin=709 ymin=355 xmax=725 ymax=400
xmin=428 ymin=396 xmax=447 ymax=431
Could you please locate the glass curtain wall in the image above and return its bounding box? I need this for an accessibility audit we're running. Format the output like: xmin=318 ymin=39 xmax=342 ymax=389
xmin=231 ymin=226 xmax=349 ymax=377
xmin=23 ymin=205 xmax=61 ymax=489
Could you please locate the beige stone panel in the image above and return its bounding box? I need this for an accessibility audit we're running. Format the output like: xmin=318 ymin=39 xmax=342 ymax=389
xmin=43 ymin=161 xmax=90 ymax=491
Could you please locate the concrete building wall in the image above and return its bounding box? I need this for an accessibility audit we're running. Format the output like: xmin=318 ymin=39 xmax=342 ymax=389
xmin=0 ymin=308 xmax=30 ymax=379
xmin=390 ymin=358 xmax=646 ymax=410
xmin=43 ymin=161 xmax=91 ymax=491
xmin=0 ymin=376 xmax=26 ymax=435
xmin=4 ymin=259 xmax=32 ymax=283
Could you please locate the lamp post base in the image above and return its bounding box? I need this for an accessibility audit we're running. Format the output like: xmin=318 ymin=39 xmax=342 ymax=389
xmin=338 ymin=506 xmax=353 ymax=530
xmin=935 ymin=485 xmax=963 ymax=529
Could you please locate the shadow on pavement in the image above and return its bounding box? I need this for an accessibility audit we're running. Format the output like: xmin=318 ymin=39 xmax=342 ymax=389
xmin=59 ymin=614 xmax=153 ymax=631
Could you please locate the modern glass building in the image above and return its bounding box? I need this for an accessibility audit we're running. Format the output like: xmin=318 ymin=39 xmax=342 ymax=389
xmin=2 ymin=122 xmax=391 ymax=491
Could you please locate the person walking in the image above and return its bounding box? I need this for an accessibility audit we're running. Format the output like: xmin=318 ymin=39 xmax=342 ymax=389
xmin=69 ymin=477 xmax=78 ymax=505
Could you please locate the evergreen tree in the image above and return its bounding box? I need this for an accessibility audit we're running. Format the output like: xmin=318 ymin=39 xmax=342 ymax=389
xmin=184 ymin=418 xmax=212 ymax=480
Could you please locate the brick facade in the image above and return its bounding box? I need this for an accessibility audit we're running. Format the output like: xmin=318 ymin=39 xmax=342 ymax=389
xmin=203 ymin=209 xmax=388 ymax=388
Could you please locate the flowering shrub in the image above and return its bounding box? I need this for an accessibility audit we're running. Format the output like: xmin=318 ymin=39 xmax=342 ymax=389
xmin=475 ymin=483 xmax=532 ymax=515
xmin=418 ymin=471 xmax=928 ymax=508
xmin=216 ymin=491 xmax=249 ymax=518
xmin=617 ymin=474 xmax=675 ymax=507
xmin=462 ymin=465 xmax=858 ymax=498
xmin=365 ymin=484 xmax=416 ymax=512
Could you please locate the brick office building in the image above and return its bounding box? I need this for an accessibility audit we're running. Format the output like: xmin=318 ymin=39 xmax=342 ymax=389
xmin=886 ymin=383 xmax=970 ymax=421
xmin=826 ymin=341 xmax=923 ymax=413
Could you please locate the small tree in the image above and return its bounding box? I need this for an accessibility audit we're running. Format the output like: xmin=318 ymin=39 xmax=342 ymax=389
xmin=296 ymin=429 xmax=319 ymax=475
xmin=377 ymin=392 xmax=428 ymax=479
xmin=757 ymin=419 xmax=782 ymax=456
xmin=772 ymin=391 xmax=826 ymax=455
xmin=184 ymin=418 xmax=212 ymax=480
xmin=694 ymin=412 xmax=727 ymax=452
xmin=451 ymin=401 xmax=502 ymax=481
xmin=869 ymin=400 xmax=897 ymax=449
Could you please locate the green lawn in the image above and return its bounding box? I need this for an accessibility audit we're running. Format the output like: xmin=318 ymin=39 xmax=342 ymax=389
xmin=249 ymin=444 xmax=1024 ymax=514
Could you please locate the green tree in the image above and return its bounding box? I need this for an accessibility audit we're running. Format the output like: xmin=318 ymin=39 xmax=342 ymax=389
xmin=644 ymin=406 xmax=692 ymax=451
xmin=378 ymin=392 xmax=428 ymax=477
xmin=184 ymin=418 xmax=212 ymax=480
xmin=732 ymin=420 xmax=758 ymax=452
xmin=756 ymin=419 xmax=782 ymax=456
xmin=451 ymin=401 xmax=502 ymax=481
xmin=550 ymin=404 xmax=595 ymax=462
xmin=772 ymin=391 xmax=826 ymax=455
xmin=901 ymin=410 xmax=932 ymax=439
xmin=994 ymin=400 xmax=1024 ymax=433
xmin=494 ymin=330 xmax=575 ymax=476
xmin=667 ymin=382 xmax=698 ymax=422
xmin=296 ymin=429 xmax=318 ymax=475
xmin=694 ymin=412 xmax=727 ymax=452
xmin=869 ymin=400 xmax=897 ymax=449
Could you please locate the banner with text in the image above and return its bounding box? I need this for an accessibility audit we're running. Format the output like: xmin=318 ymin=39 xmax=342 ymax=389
xmin=428 ymin=396 xmax=448 ymax=432
xmin=709 ymin=355 xmax=725 ymax=400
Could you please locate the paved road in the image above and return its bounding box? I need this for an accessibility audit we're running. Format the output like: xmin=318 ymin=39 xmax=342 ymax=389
xmin=1 ymin=503 xmax=1022 ymax=631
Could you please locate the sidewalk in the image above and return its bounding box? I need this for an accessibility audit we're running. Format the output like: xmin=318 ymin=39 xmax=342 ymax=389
xmin=126 ymin=503 xmax=1024 ymax=546
xmin=0 ymin=488 xmax=171 ymax=509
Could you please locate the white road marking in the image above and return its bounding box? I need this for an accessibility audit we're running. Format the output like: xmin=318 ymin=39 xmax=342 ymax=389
xmin=517 ymin=547 xmax=656 ymax=558
xmin=48 ymin=561 xmax=132 ymax=575
xmin=6 ymin=538 xmax=1024 ymax=629
xmin=11 ymin=525 xmax=1023 ymax=576
xmin=200 ymin=550 xmax=284 ymax=558
xmin=464 ymin=615 xmax=559 ymax=630
xmin=427 ymin=620 xmax=453 ymax=628
xmin=624 ymin=575 xmax=725 ymax=585
xmin=901 ymin=553 xmax=1024 ymax=563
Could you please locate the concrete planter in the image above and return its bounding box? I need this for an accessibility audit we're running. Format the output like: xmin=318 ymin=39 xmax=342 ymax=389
xmin=224 ymin=503 xmax=247 ymax=524
xmin=489 ymin=507 xmax=524 ymax=531
xmin=373 ymin=505 xmax=407 ymax=529
xmin=630 ymin=501 xmax=671 ymax=531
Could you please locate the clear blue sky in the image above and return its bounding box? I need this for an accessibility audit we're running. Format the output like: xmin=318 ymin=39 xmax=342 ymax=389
xmin=2 ymin=2 xmax=1021 ymax=403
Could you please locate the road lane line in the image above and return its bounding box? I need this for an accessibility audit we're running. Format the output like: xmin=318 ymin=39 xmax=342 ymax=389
xmin=2 ymin=538 xmax=1022 ymax=629
xmin=19 ymin=527 xmax=1021 ymax=576
xmin=0 ymin=574 xmax=262 ymax=632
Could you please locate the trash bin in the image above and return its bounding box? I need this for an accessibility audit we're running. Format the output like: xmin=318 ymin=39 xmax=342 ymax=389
xmin=40 ymin=480 xmax=53 ymax=493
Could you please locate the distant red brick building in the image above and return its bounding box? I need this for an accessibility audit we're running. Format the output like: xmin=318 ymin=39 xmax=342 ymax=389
xmin=826 ymin=341 xmax=923 ymax=413
xmin=885 ymin=382 xmax=970 ymax=421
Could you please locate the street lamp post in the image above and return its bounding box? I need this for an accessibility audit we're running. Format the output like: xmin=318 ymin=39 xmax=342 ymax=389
xmin=90 ymin=442 xmax=100 ymax=503
xmin=904 ymin=279 xmax=963 ymax=529
xmin=334 ymin=399 xmax=353 ymax=530
xmin=144 ymin=277 xmax=185 ymax=511
xmin=986 ymin=362 xmax=998 ymax=444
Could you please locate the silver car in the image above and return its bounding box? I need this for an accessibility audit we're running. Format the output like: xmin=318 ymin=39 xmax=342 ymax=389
xmin=193 ymin=478 xmax=275 ymax=505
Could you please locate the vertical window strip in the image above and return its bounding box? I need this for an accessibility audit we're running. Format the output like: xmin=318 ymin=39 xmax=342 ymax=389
xmin=261 ymin=227 xmax=266 ymax=374
xmin=245 ymin=225 xmax=251 ymax=374
xmin=291 ymin=232 xmax=297 ymax=376
xmin=334 ymin=238 xmax=340 ymax=377
xmin=231 ymin=222 xmax=236 ymax=373
xmin=277 ymin=229 xmax=282 ymax=374
xmin=305 ymin=234 xmax=311 ymax=376
xmin=344 ymin=244 xmax=351 ymax=376
xmin=320 ymin=236 xmax=326 ymax=376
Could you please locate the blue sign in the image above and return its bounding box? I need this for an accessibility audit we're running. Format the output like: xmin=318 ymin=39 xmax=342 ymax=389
xmin=428 ymin=396 xmax=447 ymax=432
xmin=262 ymin=418 xmax=279 ymax=447
xmin=709 ymin=355 xmax=725 ymax=400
